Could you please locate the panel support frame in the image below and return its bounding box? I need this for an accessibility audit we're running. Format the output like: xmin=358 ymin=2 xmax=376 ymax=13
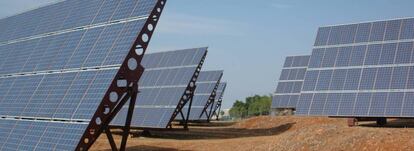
xmin=199 ymin=75 xmax=223 ymax=121
xmin=75 ymin=0 xmax=167 ymax=150
xmin=205 ymin=93 xmax=217 ymax=122
xmin=213 ymin=98 xmax=223 ymax=120
xmin=212 ymin=84 xmax=226 ymax=120
xmin=182 ymin=85 xmax=196 ymax=130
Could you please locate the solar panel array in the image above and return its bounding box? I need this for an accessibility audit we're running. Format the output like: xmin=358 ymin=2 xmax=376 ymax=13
xmin=296 ymin=18 xmax=414 ymax=117
xmin=0 ymin=0 xmax=160 ymax=150
xmin=272 ymin=55 xmax=309 ymax=109
xmin=112 ymin=48 xmax=207 ymax=128
xmin=210 ymin=83 xmax=227 ymax=119
xmin=179 ymin=70 xmax=223 ymax=121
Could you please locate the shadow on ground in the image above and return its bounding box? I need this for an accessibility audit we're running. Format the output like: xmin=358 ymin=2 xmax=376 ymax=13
xmin=133 ymin=122 xmax=295 ymax=140
xmin=358 ymin=119 xmax=414 ymax=128
xmin=178 ymin=121 xmax=237 ymax=127
xmin=101 ymin=145 xmax=184 ymax=151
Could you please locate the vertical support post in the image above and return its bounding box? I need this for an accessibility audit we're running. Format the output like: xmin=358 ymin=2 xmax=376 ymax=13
xmin=179 ymin=111 xmax=185 ymax=121
xmin=376 ymin=117 xmax=387 ymax=126
xmin=214 ymin=83 xmax=226 ymax=121
xmin=216 ymin=103 xmax=222 ymax=120
xmin=120 ymin=83 xmax=138 ymax=151
xmin=184 ymin=86 xmax=196 ymax=130
xmin=347 ymin=118 xmax=357 ymax=127
xmin=105 ymin=128 xmax=118 ymax=151
xmin=207 ymin=99 xmax=215 ymax=122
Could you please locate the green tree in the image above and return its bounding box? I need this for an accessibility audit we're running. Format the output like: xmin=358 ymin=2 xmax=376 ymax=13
xmin=229 ymin=100 xmax=247 ymax=119
xmin=229 ymin=95 xmax=272 ymax=119
xmin=247 ymin=95 xmax=271 ymax=116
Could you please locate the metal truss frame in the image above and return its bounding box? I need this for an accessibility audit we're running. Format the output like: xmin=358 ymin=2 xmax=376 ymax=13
xmin=212 ymin=98 xmax=223 ymax=120
xmin=212 ymin=84 xmax=227 ymax=120
xmin=75 ymin=0 xmax=167 ymax=150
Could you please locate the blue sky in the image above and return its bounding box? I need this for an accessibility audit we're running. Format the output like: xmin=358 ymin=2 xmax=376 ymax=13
xmin=1 ymin=0 xmax=414 ymax=109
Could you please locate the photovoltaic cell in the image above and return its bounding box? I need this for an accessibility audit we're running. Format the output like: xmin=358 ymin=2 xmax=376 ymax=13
xmin=111 ymin=48 xmax=208 ymax=128
xmin=297 ymin=17 xmax=414 ymax=118
xmin=0 ymin=0 xmax=161 ymax=150
xmin=272 ymin=55 xmax=309 ymax=109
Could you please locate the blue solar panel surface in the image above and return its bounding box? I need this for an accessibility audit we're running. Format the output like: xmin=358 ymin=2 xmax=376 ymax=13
xmin=0 ymin=119 xmax=87 ymax=151
xmin=272 ymin=55 xmax=309 ymax=109
xmin=297 ymin=18 xmax=414 ymax=117
xmin=215 ymin=83 xmax=227 ymax=101
xmin=0 ymin=69 xmax=117 ymax=120
xmin=194 ymin=83 xmax=220 ymax=120
xmin=179 ymin=70 xmax=223 ymax=120
xmin=0 ymin=1 xmax=156 ymax=75
xmin=0 ymin=0 xmax=159 ymax=150
xmin=111 ymin=48 xmax=207 ymax=128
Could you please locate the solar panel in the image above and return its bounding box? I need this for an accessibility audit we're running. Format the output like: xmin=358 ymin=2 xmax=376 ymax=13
xmin=272 ymin=55 xmax=309 ymax=109
xmin=111 ymin=48 xmax=207 ymax=128
xmin=0 ymin=1 xmax=158 ymax=75
xmin=0 ymin=119 xmax=87 ymax=151
xmin=178 ymin=70 xmax=223 ymax=121
xmin=0 ymin=69 xmax=117 ymax=120
xmin=0 ymin=0 xmax=167 ymax=150
xmin=209 ymin=83 xmax=227 ymax=120
xmin=297 ymin=18 xmax=414 ymax=118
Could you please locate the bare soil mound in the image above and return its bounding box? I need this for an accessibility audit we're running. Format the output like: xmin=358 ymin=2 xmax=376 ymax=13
xmin=91 ymin=116 xmax=414 ymax=151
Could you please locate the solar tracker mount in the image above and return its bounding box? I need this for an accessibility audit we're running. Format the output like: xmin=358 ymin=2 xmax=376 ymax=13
xmin=178 ymin=85 xmax=197 ymax=130
xmin=163 ymin=52 xmax=207 ymax=130
xmin=75 ymin=1 xmax=168 ymax=150
xmin=211 ymin=83 xmax=227 ymax=120
xmin=0 ymin=0 xmax=168 ymax=149
xmin=109 ymin=48 xmax=208 ymax=131
xmin=174 ymin=71 xmax=223 ymax=123
xmin=199 ymin=73 xmax=223 ymax=121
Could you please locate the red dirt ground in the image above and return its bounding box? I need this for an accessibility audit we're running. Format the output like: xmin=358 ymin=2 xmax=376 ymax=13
xmin=90 ymin=116 xmax=414 ymax=151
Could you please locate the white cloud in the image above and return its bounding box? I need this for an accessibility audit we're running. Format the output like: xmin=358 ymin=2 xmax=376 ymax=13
xmin=156 ymin=13 xmax=247 ymax=37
